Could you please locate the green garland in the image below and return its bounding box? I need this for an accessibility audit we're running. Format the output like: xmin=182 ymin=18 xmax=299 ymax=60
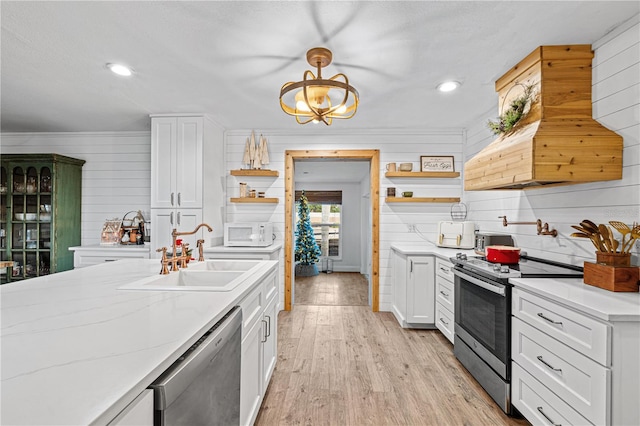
xmin=487 ymin=84 xmax=535 ymax=135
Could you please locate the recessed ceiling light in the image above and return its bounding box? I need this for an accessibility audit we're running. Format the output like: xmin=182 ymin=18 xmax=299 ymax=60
xmin=106 ymin=63 xmax=133 ymax=76
xmin=436 ymin=81 xmax=460 ymax=92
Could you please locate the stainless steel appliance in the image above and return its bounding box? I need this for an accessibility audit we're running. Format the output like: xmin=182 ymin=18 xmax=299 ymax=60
xmin=451 ymin=253 xmax=583 ymax=414
xmin=149 ymin=307 xmax=242 ymax=426
xmin=474 ymin=232 xmax=514 ymax=255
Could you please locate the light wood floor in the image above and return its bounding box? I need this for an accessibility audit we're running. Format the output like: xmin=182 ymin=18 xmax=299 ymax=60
xmin=255 ymin=306 xmax=529 ymax=426
xmin=295 ymin=272 xmax=368 ymax=306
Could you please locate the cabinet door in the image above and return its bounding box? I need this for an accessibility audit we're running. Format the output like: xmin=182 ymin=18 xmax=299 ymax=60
xmin=240 ymin=317 xmax=263 ymax=426
xmin=150 ymin=209 xmax=202 ymax=258
xmin=391 ymin=250 xmax=407 ymax=322
xmin=406 ymin=256 xmax=435 ymax=324
xmin=151 ymin=117 xmax=177 ymax=208
xmin=262 ymin=295 xmax=278 ymax=390
xmin=175 ymin=117 xmax=203 ymax=209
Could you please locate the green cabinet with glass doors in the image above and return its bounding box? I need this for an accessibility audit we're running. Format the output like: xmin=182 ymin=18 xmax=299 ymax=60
xmin=0 ymin=154 xmax=84 ymax=283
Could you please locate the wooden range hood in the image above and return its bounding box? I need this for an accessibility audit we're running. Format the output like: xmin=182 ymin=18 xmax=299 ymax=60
xmin=465 ymin=45 xmax=623 ymax=190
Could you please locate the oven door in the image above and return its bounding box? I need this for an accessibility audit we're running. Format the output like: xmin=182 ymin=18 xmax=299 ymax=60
xmin=453 ymin=267 xmax=510 ymax=379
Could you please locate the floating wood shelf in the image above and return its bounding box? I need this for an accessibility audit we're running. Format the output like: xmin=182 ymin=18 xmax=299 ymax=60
xmin=230 ymin=169 xmax=279 ymax=177
xmin=386 ymin=197 xmax=461 ymax=203
xmin=230 ymin=197 xmax=279 ymax=204
xmin=385 ymin=171 xmax=460 ymax=178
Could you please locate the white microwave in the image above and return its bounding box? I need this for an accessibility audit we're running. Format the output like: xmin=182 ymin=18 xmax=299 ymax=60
xmin=224 ymin=222 xmax=274 ymax=247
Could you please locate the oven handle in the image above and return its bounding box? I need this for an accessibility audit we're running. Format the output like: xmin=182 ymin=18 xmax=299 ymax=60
xmin=454 ymin=269 xmax=506 ymax=296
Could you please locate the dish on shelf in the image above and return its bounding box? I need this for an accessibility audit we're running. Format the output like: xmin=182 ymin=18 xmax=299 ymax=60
xmin=39 ymin=213 xmax=51 ymax=222
xmin=42 ymin=241 xmax=51 ymax=248
xmin=14 ymin=213 xmax=36 ymax=220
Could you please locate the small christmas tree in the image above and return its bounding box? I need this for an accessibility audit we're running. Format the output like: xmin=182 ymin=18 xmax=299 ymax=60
xmin=295 ymin=191 xmax=321 ymax=276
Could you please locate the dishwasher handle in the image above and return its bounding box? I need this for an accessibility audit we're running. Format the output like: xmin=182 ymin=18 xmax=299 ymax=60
xmin=149 ymin=306 xmax=242 ymax=410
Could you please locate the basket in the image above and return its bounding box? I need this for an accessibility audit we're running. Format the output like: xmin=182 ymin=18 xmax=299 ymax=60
xmin=450 ymin=203 xmax=468 ymax=221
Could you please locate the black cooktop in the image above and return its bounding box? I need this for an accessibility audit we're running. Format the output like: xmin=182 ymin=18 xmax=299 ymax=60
xmin=452 ymin=254 xmax=583 ymax=280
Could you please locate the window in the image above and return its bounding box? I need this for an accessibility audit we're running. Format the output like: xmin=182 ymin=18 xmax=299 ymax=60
xmin=295 ymin=190 xmax=342 ymax=258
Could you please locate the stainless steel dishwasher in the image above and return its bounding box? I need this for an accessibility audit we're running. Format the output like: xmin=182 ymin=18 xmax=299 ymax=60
xmin=149 ymin=306 xmax=242 ymax=426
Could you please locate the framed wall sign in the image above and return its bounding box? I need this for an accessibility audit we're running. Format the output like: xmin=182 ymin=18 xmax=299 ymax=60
xmin=420 ymin=156 xmax=455 ymax=172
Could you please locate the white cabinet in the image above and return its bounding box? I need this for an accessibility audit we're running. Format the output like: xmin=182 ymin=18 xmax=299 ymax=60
xmin=149 ymin=114 xmax=225 ymax=258
xmin=435 ymin=258 xmax=455 ymax=344
xmin=512 ymin=286 xmax=640 ymax=426
xmin=391 ymin=248 xmax=435 ymax=328
xmin=69 ymin=245 xmax=150 ymax=268
xmin=150 ymin=208 xmax=203 ymax=256
xmin=151 ymin=116 xmax=203 ymax=209
xmin=107 ymin=389 xmax=153 ymax=426
xmin=239 ymin=269 xmax=278 ymax=426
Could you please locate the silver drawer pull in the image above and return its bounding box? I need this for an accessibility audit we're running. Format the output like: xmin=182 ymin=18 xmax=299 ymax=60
xmin=537 ymin=406 xmax=561 ymax=426
xmin=537 ymin=312 xmax=562 ymax=325
xmin=439 ymin=290 xmax=450 ymax=298
xmin=440 ymin=267 xmax=449 ymax=273
xmin=537 ymin=355 xmax=562 ymax=373
xmin=439 ymin=317 xmax=449 ymax=326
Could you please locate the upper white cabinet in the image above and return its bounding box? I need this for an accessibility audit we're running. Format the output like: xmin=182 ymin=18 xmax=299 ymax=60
xmin=151 ymin=116 xmax=204 ymax=209
xmin=149 ymin=114 xmax=225 ymax=257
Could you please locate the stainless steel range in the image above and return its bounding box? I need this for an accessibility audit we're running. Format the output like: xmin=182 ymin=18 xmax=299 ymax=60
xmin=450 ymin=252 xmax=583 ymax=415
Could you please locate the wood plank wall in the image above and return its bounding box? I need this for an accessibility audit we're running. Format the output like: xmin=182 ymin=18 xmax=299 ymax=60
xmin=463 ymin=15 xmax=640 ymax=266
xmin=1 ymin=132 xmax=151 ymax=247
xmin=224 ymin=130 xmax=465 ymax=311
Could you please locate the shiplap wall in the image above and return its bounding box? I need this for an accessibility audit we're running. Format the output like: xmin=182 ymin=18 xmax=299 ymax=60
xmin=225 ymin=130 xmax=465 ymax=311
xmin=1 ymin=132 xmax=151 ymax=246
xmin=463 ymin=15 xmax=640 ymax=266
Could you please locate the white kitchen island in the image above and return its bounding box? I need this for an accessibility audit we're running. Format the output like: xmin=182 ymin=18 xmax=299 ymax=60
xmin=0 ymin=258 xmax=278 ymax=425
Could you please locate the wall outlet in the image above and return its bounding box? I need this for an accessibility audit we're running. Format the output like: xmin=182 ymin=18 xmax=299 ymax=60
xmin=407 ymin=224 xmax=416 ymax=233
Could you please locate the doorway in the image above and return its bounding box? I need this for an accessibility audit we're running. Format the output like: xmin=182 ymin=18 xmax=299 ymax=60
xmin=284 ymin=149 xmax=380 ymax=312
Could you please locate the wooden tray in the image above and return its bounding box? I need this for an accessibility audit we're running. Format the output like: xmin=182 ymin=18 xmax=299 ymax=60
xmin=583 ymin=262 xmax=639 ymax=292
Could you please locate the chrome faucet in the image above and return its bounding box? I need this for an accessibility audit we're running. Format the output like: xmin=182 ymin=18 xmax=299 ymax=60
xmin=170 ymin=223 xmax=213 ymax=271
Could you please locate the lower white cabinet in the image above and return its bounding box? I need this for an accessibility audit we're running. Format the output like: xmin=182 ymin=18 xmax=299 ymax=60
xmin=107 ymin=389 xmax=153 ymax=426
xmin=391 ymin=249 xmax=435 ymax=327
xmin=239 ymin=269 xmax=278 ymax=426
xmin=69 ymin=245 xmax=150 ymax=268
xmin=150 ymin=208 xmax=203 ymax=258
xmin=512 ymin=286 xmax=639 ymax=426
xmin=435 ymin=258 xmax=455 ymax=343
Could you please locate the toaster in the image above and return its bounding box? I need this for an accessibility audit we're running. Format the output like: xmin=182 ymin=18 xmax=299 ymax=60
xmin=437 ymin=221 xmax=475 ymax=249
xmin=474 ymin=232 xmax=514 ymax=255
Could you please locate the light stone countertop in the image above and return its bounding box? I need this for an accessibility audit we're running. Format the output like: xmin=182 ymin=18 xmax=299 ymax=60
xmin=510 ymin=276 xmax=640 ymax=322
xmin=390 ymin=242 xmax=476 ymax=260
xmin=204 ymin=242 xmax=283 ymax=254
xmin=0 ymin=259 xmax=277 ymax=425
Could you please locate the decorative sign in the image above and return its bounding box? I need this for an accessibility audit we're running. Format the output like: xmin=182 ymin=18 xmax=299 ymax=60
xmin=420 ymin=156 xmax=455 ymax=172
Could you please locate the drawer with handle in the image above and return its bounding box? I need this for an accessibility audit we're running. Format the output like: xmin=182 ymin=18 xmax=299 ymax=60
xmin=512 ymin=362 xmax=592 ymax=426
xmin=512 ymin=316 xmax=610 ymax=425
xmin=512 ymin=287 xmax=610 ymax=365
xmin=436 ymin=276 xmax=454 ymax=311
xmin=435 ymin=258 xmax=454 ymax=282
xmin=435 ymin=302 xmax=454 ymax=344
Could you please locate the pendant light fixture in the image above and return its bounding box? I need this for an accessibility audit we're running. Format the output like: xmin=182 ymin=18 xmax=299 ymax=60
xmin=279 ymin=47 xmax=359 ymax=125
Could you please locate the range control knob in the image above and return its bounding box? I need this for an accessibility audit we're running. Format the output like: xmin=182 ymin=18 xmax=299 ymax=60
xmin=500 ymin=265 xmax=511 ymax=274
xmin=492 ymin=263 xmax=502 ymax=272
xmin=456 ymin=253 xmax=467 ymax=260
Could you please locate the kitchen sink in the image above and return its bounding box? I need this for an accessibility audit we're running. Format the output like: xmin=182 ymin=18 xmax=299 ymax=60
xmin=187 ymin=260 xmax=260 ymax=271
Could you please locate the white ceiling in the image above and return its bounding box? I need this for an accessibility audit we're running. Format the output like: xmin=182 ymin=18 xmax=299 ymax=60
xmin=1 ymin=1 xmax=638 ymax=133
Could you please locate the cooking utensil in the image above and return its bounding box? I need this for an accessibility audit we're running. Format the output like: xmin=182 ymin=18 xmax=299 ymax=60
xmin=485 ymin=245 xmax=521 ymax=264
xmin=609 ymin=221 xmax=631 ymax=252
xmin=599 ymin=224 xmax=613 ymax=253
xmin=571 ymin=231 xmax=603 ymax=252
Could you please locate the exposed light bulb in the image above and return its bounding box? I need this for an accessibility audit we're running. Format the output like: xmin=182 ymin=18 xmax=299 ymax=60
xmin=107 ymin=63 xmax=133 ymax=76
xmin=436 ymin=81 xmax=460 ymax=92
xmin=335 ymin=105 xmax=347 ymax=114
